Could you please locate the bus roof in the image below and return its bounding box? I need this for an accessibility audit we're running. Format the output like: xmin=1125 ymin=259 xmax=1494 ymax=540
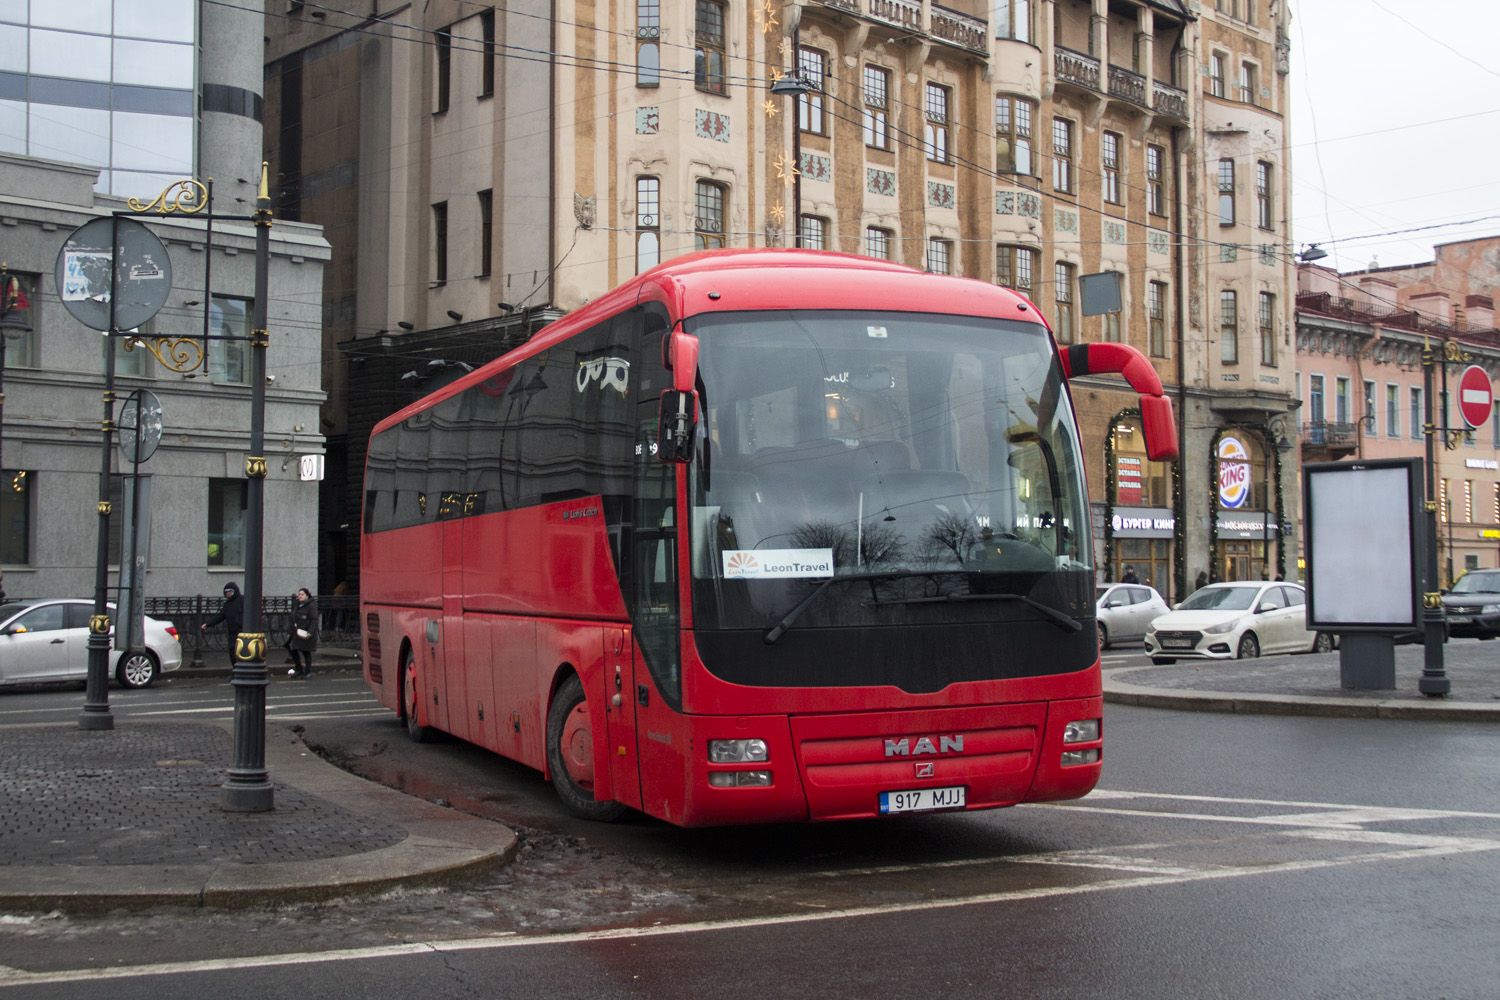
xmin=373 ymin=249 xmax=1047 ymax=437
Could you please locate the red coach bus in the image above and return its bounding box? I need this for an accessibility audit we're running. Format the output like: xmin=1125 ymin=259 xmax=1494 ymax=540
xmin=361 ymin=249 xmax=1177 ymax=826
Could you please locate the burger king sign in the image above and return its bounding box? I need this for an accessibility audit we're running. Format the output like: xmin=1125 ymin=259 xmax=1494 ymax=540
xmin=1218 ymin=436 xmax=1251 ymax=509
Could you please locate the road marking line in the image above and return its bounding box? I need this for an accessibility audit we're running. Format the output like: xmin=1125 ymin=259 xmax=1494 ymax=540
xmin=3 ymin=838 xmax=1496 ymax=988
xmin=1076 ymin=788 xmax=1500 ymax=821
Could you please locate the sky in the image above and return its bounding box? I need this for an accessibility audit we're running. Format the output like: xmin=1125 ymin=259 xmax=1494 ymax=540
xmin=1289 ymin=0 xmax=1500 ymax=272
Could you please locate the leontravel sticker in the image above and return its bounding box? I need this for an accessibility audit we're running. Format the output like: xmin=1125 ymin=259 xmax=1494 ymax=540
xmin=723 ymin=549 xmax=835 ymax=580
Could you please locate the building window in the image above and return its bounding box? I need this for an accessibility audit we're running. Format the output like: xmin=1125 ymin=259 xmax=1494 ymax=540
xmin=924 ymin=83 xmax=950 ymax=163
xmin=1148 ymin=281 xmax=1168 ymax=357
xmin=926 ymin=238 xmax=951 ymax=275
xmin=1217 ymin=159 xmax=1235 ymax=225
xmin=1259 ymin=292 xmax=1275 ymax=366
xmin=1411 ymin=387 xmax=1423 ymax=440
xmin=207 ymin=479 xmax=248 ymax=568
xmin=1 ymin=468 xmax=30 ymax=565
xmin=208 ymin=294 xmax=250 ymax=384
xmin=1239 ymin=61 xmax=1258 ymax=105
xmin=694 ymin=0 xmax=726 ymax=94
xmin=1054 ymin=262 xmax=1076 ymax=344
xmin=1104 ymin=312 xmax=1122 ymax=343
xmin=1493 ymin=401 xmax=1500 ymax=448
xmin=636 ymin=177 xmax=660 ymax=273
xmin=1147 ymin=145 xmax=1166 ymax=217
xmin=1335 ymin=376 xmax=1350 ymax=424
xmin=1387 ymin=383 xmax=1400 ymax=438
xmin=1309 ymin=375 xmax=1325 ymax=428
xmin=995 ymin=95 xmax=1034 ymax=175
xmin=432 ymin=201 xmax=449 ymax=283
xmin=798 ymin=47 xmax=827 ymax=135
xmin=479 ymin=9 xmax=495 ymax=97
xmin=865 ymin=227 xmax=893 ymax=261
xmin=695 ymin=180 xmax=727 ymax=250
xmin=1209 ymin=52 xmax=1226 ymax=98
xmin=1220 ymin=290 xmax=1238 ymax=364
xmin=636 ymin=0 xmax=660 ymax=86
xmin=1052 ymin=117 xmax=1074 ymax=193
xmin=1363 ymin=379 xmax=1376 ymax=434
xmin=996 ymin=245 xmax=1038 ymax=295
xmin=478 ymin=190 xmax=492 ymax=277
xmin=995 ymin=0 xmax=1032 ymax=42
xmin=863 ymin=66 xmax=890 ymax=150
xmin=1256 ymin=161 xmax=1274 ymax=230
xmin=2 ymin=271 xmax=38 ymax=369
xmin=799 ymin=215 xmax=827 ymax=250
xmin=1102 ymin=131 xmax=1122 ymax=205
xmin=435 ymin=26 xmax=451 ymax=113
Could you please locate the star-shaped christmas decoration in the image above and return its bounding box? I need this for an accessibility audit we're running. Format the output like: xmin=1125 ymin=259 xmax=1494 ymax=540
xmin=774 ymin=152 xmax=800 ymax=180
xmin=764 ymin=99 xmax=779 ymax=118
xmin=755 ymin=0 xmax=778 ymax=31
xmin=778 ymin=37 xmax=792 ymax=56
xmin=769 ymin=204 xmax=786 ymax=225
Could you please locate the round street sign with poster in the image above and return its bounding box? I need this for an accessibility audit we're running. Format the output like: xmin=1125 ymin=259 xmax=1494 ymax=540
xmin=118 ymin=389 xmax=164 ymax=464
xmin=53 ymin=217 xmax=173 ymax=332
xmin=1458 ymin=364 xmax=1493 ymax=430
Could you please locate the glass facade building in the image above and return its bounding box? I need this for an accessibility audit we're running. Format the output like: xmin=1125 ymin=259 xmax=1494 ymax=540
xmin=0 ymin=0 xmax=196 ymax=196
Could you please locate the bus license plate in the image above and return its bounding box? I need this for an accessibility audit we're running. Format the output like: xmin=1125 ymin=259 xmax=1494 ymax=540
xmin=880 ymin=786 xmax=966 ymax=814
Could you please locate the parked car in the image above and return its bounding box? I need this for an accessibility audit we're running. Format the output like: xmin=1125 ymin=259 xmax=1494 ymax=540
xmin=1441 ymin=569 xmax=1500 ymax=639
xmin=1143 ymin=581 xmax=1335 ymax=665
xmin=0 ymin=599 xmax=182 ymax=688
xmin=1095 ymin=583 xmax=1170 ymax=650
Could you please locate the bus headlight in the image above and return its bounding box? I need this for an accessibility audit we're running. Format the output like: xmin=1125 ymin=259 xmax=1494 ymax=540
xmin=1063 ymin=718 xmax=1099 ymax=743
xmin=708 ymin=771 xmax=772 ymax=787
xmin=708 ymin=739 xmax=769 ymax=763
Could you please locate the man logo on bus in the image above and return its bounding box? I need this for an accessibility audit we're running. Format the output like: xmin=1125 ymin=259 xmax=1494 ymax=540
xmin=725 ymin=552 xmax=759 ymax=578
xmin=1218 ymin=436 xmax=1251 ymax=509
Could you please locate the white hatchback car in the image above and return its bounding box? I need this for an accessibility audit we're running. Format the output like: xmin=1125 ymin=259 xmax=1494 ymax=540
xmin=1095 ymin=583 xmax=1170 ymax=650
xmin=1144 ymin=581 xmax=1335 ymax=664
xmin=0 ymin=599 xmax=183 ymax=688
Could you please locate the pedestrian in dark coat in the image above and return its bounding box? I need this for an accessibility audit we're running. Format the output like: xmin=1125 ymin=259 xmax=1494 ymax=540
xmin=201 ymin=581 xmax=244 ymax=669
xmin=288 ymin=587 xmax=318 ymax=679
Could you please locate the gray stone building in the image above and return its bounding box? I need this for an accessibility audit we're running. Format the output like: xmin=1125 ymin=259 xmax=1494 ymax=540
xmin=0 ymin=0 xmax=329 ymax=602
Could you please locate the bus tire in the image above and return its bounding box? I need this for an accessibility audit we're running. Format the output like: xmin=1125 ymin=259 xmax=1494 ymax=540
xmin=401 ymin=649 xmax=431 ymax=743
xmin=546 ymin=674 xmax=626 ymax=822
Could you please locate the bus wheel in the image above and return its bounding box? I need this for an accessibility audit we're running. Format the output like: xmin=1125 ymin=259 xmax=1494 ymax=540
xmin=401 ymin=650 xmax=430 ymax=743
xmin=546 ymin=674 xmax=626 ymax=822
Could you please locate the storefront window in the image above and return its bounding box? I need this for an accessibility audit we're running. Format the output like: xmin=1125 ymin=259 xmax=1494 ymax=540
xmin=1113 ymin=419 xmax=1167 ymax=505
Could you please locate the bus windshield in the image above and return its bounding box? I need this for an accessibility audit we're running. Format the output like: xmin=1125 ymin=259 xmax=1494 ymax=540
xmin=687 ymin=309 xmax=1092 ymax=633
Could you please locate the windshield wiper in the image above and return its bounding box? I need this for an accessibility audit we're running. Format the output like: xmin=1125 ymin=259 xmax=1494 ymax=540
xmin=869 ymin=590 xmax=1082 ymax=633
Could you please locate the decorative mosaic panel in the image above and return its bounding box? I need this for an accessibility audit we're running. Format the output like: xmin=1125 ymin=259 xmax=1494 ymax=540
xmin=1260 ymin=244 xmax=1277 ymax=266
xmin=801 ymin=152 xmax=831 ymax=183
xmin=928 ymin=182 xmax=956 ymax=210
xmin=996 ymin=191 xmax=1015 ymax=215
xmin=695 ymin=109 xmax=730 ymax=142
xmin=1104 ymin=221 xmax=1126 ymax=245
xmin=867 ymin=168 xmax=896 ymax=197
xmin=1220 ymin=243 xmax=1238 ymax=263
xmin=1016 ymin=193 xmax=1041 ymax=219
xmin=1055 ymin=208 xmax=1079 ymax=234
xmin=636 ymin=107 xmax=660 ymax=134
xmin=1148 ymin=230 xmax=1169 ymax=255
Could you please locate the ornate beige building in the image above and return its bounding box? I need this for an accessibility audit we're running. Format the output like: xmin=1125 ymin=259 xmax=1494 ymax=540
xmin=264 ymin=0 xmax=1296 ymax=599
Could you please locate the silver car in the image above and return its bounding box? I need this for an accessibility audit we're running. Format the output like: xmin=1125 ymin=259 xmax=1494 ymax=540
xmin=1095 ymin=583 xmax=1170 ymax=650
xmin=0 ymin=599 xmax=182 ymax=688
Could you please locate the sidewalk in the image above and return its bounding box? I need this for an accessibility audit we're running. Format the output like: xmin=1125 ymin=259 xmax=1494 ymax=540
xmin=0 ymin=715 xmax=517 ymax=913
xmin=1104 ymin=643 xmax=1500 ymax=721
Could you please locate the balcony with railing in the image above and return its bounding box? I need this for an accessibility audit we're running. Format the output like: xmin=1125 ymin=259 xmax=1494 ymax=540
xmin=1301 ymin=421 xmax=1359 ymax=457
xmin=1107 ymin=64 xmax=1147 ymax=109
xmin=811 ymin=0 xmax=988 ymax=55
xmin=867 ymin=0 xmax=923 ymax=33
xmin=1055 ymin=46 xmax=1101 ymax=92
xmin=1152 ymin=80 xmax=1188 ymax=121
xmin=930 ymin=4 xmax=987 ymax=53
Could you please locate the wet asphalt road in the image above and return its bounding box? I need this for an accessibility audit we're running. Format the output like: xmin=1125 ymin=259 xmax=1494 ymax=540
xmin=1 ymin=653 xmax=1498 ymax=998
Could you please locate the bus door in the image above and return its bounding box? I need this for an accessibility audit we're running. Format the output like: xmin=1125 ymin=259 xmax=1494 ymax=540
xmin=604 ymin=626 xmax=642 ymax=809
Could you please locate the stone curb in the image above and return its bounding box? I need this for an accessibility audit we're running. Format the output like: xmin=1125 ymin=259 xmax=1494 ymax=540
xmin=1103 ymin=667 xmax=1500 ymax=722
xmin=0 ymin=722 xmax=518 ymax=914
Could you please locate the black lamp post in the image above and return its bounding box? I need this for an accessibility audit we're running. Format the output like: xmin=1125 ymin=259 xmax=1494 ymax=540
xmin=0 ymin=266 xmax=33 ymax=606
xmin=771 ymin=58 xmax=811 ymax=249
xmin=1418 ymin=336 xmax=1468 ymax=697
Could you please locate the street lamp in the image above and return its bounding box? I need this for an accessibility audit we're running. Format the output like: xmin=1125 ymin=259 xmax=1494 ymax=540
xmin=0 ymin=266 xmax=33 ymax=606
xmin=771 ymin=69 xmax=811 ymax=248
xmin=1417 ymin=336 xmax=1472 ymax=697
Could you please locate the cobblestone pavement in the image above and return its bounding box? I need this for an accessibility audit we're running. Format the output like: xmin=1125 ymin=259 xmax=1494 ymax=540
xmin=0 ymin=724 xmax=406 ymax=867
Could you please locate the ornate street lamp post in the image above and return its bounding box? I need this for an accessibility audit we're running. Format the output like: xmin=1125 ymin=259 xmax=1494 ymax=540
xmin=1417 ymin=336 xmax=1472 ymax=698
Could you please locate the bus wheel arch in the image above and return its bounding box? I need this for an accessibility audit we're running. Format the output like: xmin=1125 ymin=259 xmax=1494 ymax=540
xmin=399 ymin=642 xmax=431 ymax=743
xmin=545 ymin=670 xmax=626 ymax=822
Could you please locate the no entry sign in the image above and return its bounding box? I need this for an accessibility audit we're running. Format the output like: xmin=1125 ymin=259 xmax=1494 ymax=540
xmin=1458 ymin=364 xmax=1493 ymax=429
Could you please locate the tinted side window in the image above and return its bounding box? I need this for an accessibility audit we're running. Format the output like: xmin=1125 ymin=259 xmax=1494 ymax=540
xmin=15 ymin=604 xmax=65 ymax=633
xmin=1283 ymin=585 xmax=1305 ymax=607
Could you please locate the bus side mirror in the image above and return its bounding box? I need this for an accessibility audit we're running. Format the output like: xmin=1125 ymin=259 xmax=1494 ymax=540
xmin=662 ymin=331 xmax=699 ymax=393
xmin=1140 ymin=394 xmax=1178 ymax=461
xmin=656 ymin=389 xmax=698 ymax=463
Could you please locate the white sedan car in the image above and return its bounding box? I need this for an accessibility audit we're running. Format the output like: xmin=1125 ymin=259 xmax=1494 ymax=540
xmin=0 ymin=599 xmax=182 ymax=688
xmin=1096 ymin=583 xmax=1170 ymax=650
xmin=1144 ymin=581 xmax=1336 ymax=664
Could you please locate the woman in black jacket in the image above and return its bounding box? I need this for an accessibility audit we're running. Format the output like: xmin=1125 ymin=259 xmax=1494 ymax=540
xmin=288 ymin=587 xmax=318 ymax=679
